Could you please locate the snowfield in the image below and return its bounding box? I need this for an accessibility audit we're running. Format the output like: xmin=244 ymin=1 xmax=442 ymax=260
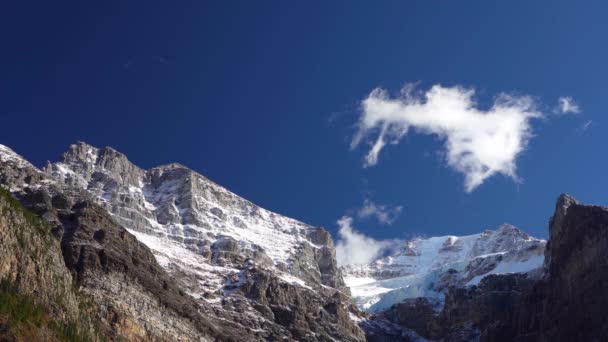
xmin=342 ymin=226 xmax=546 ymax=312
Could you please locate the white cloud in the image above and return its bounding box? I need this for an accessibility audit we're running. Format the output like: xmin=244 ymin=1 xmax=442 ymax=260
xmin=555 ymin=96 xmax=581 ymax=114
xmin=335 ymin=216 xmax=398 ymax=266
xmin=351 ymin=84 xmax=543 ymax=192
xmin=357 ymin=199 xmax=402 ymax=225
xmin=582 ymin=120 xmax=593 ymax=131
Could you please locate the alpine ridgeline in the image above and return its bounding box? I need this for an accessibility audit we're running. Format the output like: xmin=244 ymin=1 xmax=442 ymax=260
xmin=0 ymin=142 xmax=365 ymax=341
xmin=1 ymin=142 xmax=608 ymax=341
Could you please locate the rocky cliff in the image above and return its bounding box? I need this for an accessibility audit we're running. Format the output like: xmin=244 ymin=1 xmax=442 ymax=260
xmin=0 ymin=187 xmax=99 ymax=341
xmin=0 ymin=143 xmax=364 ymax=341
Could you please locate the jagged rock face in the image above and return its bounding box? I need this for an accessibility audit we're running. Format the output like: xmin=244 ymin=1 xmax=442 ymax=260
xmin=0 ymin=142 xmax=364 ymax=341
xmin=238 ymin=267 xmax=365 ymax=341
xmin=5 ymin=184 xmax=222 ymax=340
xmin=46 ymin=142 xmax=345 ymax=292
xmin=58 ymin=200 xmax=223 ymax=341
xmin=342 ymin=224 xmax=545 ymax=312
xmin=0 ymin=189 xmax=80 ymax=323
xmin=535 ymin=194 xmax=608 ymax=341
xmin=366 ymin=272 xmax=539 ymax=341
xmin=0 ymin=188 xmax=100 ymax=340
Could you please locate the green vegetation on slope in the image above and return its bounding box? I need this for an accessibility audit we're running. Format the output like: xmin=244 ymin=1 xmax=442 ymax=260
xmin=0 ymin=278 xmax=95 ymax=342
xmin=0 ymin=187 xmax=101 ymax=341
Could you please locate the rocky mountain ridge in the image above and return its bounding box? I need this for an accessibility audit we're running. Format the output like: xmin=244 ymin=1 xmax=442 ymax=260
xmin=0 ymin=142 xmax=366 ymax=341
xmin=45 ymin=142 xmax=345 ymax=294
xmin=2 ymin=142 xmax=608 ymax=341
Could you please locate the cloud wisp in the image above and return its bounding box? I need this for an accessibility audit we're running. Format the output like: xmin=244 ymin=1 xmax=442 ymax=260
xmin=351 ymin=84 xmax=544 ymax=192
xmin=582 ymin=120 xmax=593 ymax=130
xmin=555 ymin=96 xmax=581 ymax=114
xmin=357 ymin=199 xmax=403 ymax=225
xmin=335 ymin=216 xmax=400 ymax=266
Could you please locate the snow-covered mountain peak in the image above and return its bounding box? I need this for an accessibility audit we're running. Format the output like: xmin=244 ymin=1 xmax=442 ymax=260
xmin=0 ymin=142 xmax=365 ymax=340
xmin=39 ymin=142 xmax=344 ymax=302
xmin=342 ymin=225 xmax=546 ymax=312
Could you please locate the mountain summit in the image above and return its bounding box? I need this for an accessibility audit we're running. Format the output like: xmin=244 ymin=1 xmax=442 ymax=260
xmin=45 ymin=142 xmax=346 ymax=292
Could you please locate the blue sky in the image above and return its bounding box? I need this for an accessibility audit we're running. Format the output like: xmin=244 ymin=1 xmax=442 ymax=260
xmin=1 ymin=1 xmax=606 ymax=242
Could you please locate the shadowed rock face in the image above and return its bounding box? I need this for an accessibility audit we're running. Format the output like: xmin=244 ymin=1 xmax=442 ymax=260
xmin=239 ymin=267 xmax=365 ymax=341
xmin=15 ymin=186 xmax=225 ymax=341
xmin=367 ymin=194 xmax=608 ymax=342
xmin=58 ymin=200 xmax=226 ymax=341
xmin=536 ymin=194 xmax=608 ymax=341
xmin=0 ymin=188 xmax=99 ymax=340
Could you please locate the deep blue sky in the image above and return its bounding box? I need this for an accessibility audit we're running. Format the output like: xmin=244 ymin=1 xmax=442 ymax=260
xmin=1 ymin=1 xmax=606 ymax=240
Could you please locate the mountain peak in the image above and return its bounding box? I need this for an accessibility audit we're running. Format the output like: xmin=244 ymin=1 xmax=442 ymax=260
xmin=0 ymin=144 xmax=16 ymax=155
xmin=494 ymin=223 xmax=532 ymax=240
xmin=0 ymin=144 xmax=44 ymax=192
xmin=153 ymin=162 xmax=191 ymax=171
xmin=62 ymin=142 xmax=132 ymax=167
xmin=555 ymin=193 xmax=578 ymax=212
xmin=40 ymin=142 xmax=346 ymax=289
xmin=0 ymin=142 xmax=363 ymax=340
xmin=343 ymin=224 xmax=545 ymax=312
xmin=0 ymin=144 xmax=35 ymax=168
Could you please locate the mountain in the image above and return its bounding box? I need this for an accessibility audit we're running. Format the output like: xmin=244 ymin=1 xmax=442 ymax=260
xmin=342 ymin=225 xmax=545 ymax=312
xmin=2 ymin=142 xmax=608 ymax=341
xmin=0 ymin=142 xmax=366 ymax=341
xmin=361 ymin=195 xmax=608 ymax=341
xmin=46 ymin=142 xmax=346 ymax=294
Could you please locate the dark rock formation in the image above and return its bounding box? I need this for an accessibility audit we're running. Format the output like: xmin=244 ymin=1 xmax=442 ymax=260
xmin=59 ymin=200 xmax=226 ymax=341
xmin=239 ymin=267 xmax=365 ymax=341
xmin=535 ymin=194 xmax=608 ymax=341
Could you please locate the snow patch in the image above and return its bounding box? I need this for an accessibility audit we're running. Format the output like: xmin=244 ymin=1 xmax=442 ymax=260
xmin=343 ymin=227 xmax=546 ymax=312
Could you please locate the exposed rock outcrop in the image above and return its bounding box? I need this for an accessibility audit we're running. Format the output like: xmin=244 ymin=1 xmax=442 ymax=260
xmin=0 ymin=188 xmax=99 ymax=340
xmin=535 ymin=194 xmax=608 ymax=341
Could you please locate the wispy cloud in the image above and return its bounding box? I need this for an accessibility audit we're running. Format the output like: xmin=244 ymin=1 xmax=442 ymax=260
xmin=555 ymin=96 xmax=581 ymax=114
xmin=335 ymin=216 xmax=400 ymax=266
xmin=357 ymin=199 xmax=402 ymax=225
xmin=351 ymin=83 xmax=546 ymax=192
xmin=581 ymin=120 xmax=593 ymax=131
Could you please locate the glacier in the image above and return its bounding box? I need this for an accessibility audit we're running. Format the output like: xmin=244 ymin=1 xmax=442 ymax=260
xmin=342 ymin=225 xmax=546 ymax=312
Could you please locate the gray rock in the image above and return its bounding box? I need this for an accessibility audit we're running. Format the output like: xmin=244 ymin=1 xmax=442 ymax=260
xmin=0 ymin=142 xmax=366 ymax=341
